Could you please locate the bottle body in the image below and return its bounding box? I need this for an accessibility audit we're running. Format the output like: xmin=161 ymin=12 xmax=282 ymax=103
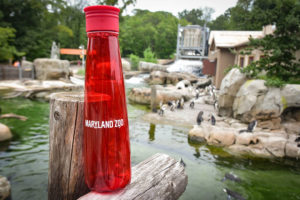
xmin=84 ymin=31 xmax=131 ymax=192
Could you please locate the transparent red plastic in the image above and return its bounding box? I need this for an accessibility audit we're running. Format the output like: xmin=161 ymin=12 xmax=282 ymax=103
xmin=83 ymin=31 xmax=131 ymax=192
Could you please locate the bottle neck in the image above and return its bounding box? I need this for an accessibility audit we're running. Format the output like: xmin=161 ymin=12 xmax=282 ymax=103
xmin=87 ymin=31 xmax=119 ymax=38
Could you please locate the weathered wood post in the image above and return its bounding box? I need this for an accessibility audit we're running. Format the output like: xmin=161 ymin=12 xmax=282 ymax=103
xmin=49 ymin=92 xmax=88 ymax=200
xmin=150 ymin=85 xmax=157 ymax=112
xmin=49 ymin=92 xmax=188 ymax=200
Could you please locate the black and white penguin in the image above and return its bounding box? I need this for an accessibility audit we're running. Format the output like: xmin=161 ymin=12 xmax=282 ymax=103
xmin=180 ymin=98 xmax=184 ymax=109
xmin=213 ymin=100 xmax=218 ymax=111
xmin=239 ymin=120 xmax=257 ymax=133
xmin=223 ymin=188 xmax=245 ymax=200
xmin=195 ymin=89 xmax=200 ymax=100
xmin=197 ymin=111 xmax=204 ymax=125
xmin=211 ymin=114 xmax=216 ymax=126
xmin=158 ymin=104 xmax=167 ymax=116
xmin=180 ymin=158 xmax=186 ymax=167
xmin=190 ymin=100 xmax=195 ymax=109
xmin=167 ymin=101 xmax=173 ymax=107
xmin=222 ymin=172 xmax=242 ymax=183
xmin=295 ymin=136 xmax=300 ymax=142
xmin=170 ymin=101 xmax=176 ymax=111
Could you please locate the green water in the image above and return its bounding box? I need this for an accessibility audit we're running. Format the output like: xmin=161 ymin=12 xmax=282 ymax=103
xmin=1 ymin=89 xmax=300 ymax=199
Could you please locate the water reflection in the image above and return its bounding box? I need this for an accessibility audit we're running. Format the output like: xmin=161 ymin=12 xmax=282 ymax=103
xmin=187 ymin=137 xmax=203 ymax=158
xmin=148 ymin=123 xmax=156 ymax=141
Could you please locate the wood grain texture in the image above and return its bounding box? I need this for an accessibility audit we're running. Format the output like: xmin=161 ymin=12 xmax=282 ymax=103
xmin=78 ymin=153 xmax=188 ymax=200
xmin=49 ymin=92 xmax=188 ymax=200
xmin=48 ymin=92 xmax=89 ymax=200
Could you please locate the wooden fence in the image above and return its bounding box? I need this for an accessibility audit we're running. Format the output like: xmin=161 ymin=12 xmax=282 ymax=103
xmin=0 ymin=65 xmax=34 ymax=80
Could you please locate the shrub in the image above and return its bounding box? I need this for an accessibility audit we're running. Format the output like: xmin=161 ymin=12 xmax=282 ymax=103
xmin=143 ymin=47 xmax=157 ymax=63
xmin=129 ymin=54 xmax=140 ymax=70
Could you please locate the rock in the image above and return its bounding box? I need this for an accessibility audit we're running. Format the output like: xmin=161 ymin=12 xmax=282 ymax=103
xmin=21 ymin=60 xmax=33 ymax=71
xmin=176 ymin=80 xmax=191 ymax=89
xmin=258 ymin=118 xmax=281 ymax=130
xmin=203 ymin=96 xmax=215 ymax=105
xmin=227 ymin=144 xmax=272 ymax=158
xmin=218 ymin=68 xmax=247 ymax=117
xmin=147 ymin=71 xmax=198 ymax=85
xmin=0 ymin=175 xmax=11 ymax=200
xmin=188 ymin=126 xmax=209 ymax=142
xmin=124 ymin=71 xmax=143 ymax=79
xmin=235 ymin=133 xmax=259 ymax=145
xmin=0 ymin=123 xmax=12 ymax=142
xmin=292 ymin=109 xmax=300 ymax=121
xmin=121 ymin=58 xmax=131 ymax=71
xmin=207 ymin=126 xmax=236 ymax=146
xmin=281 ymin=84 xmax=300 ymax=109
xmin=233 ymin=80 xmax=268 ymax=122
xmin=282 ymin=122 xmax=300 ymax=134
xmin=194 ymin=78 xmax=212 ymax=89
xmin=34 ymin=58 xmax=70 ymax=80
xmin=139 ymin=61 xmax=168 ymax=72
xmin=257 ymin=136 xmax=286 ymax=157
xmin=285 ymin=142 xmax=300 ymax=158
xmin=128 ymin=86 xmax=193 ymax=105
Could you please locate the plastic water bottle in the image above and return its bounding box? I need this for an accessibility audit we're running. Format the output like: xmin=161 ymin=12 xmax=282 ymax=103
xmin=83 ymin=5 xmax=131 ymax=192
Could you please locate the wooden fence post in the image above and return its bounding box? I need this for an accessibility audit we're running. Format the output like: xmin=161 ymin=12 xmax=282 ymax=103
xmin=49 ymin=92 xmax=188 ymax=200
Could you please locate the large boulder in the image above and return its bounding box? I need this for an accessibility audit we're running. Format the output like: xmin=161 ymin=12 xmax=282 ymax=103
xmin=0 ymin=175 xmax=10 ymax=200
xmin=138 ymin=61 xmax=168 ymax=72
xmin=207 ymin=126 xmax=236 ymax=146
xmin=128 ymin=86 xmax=193 ymax=105
xmin=121 ymin=58 xmax=131 ymax=71
xmin=0 ymin=123 xmax=12 ymax=142
xmin=232 ymin=81 xmax=300 ymax=129
xmin=147 ymin=71 xmax=198 ymax=85
xmin=34 ymin=58 xmax=70 ymax=80
xmin=218 ymin=68 xmax=247 ymax=117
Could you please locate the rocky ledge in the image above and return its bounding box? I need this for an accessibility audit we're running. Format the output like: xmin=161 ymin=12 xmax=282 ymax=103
xmin=0 ymin=80 xmax=82 ymax=100
xmin=189 ymin=124 xmax=300 ymax=159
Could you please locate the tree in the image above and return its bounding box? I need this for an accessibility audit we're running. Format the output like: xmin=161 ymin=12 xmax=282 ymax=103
xmin=243 ymin=0 xmax=300 ymax=85
xmin=0 ymin=27 xmax=24 ymax=62
xmin=119 ymin=10 xmax=179 ymax=58
xmin=178 ymin=9 xmax=205 ymax=25
xmin=97 ymin=0 xmax=136 ymax=14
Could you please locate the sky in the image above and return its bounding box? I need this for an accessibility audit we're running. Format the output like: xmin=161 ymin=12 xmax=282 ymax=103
xmin=124 ymin=0 xmax=238 ymax=19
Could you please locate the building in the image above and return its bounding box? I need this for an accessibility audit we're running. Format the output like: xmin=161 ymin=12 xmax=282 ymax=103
xmin=203 ymin=25 xmax=274 ymax=89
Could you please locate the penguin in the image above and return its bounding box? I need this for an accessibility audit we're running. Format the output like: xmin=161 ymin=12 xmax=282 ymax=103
xmin=222 ymin=172 xmax=242 ymax=183
xmin=196 ymin=111 xmax=204 ymax=125
xmin=223 ymin=188 xmax=245 ymax=200
xmin=170 ymin=101 xmax=176 ymax=111
xmin=176 ymin=100 xmax=181 ymax=109
xmin=211 ymin=114 xmax=216 ymax=125
xmin=189 ymin=100 xmax=195 ymax=109
xmin=180 ymin=158 xmax=186 ymax=168
xmin=167 ymin=101 xmax=173 ymax=107
xmin=195 ymin=89 xmax=200 ymax=99
xmin=158 ymin=104 xmax=167 ymax=116
xmin=180 ymin=98 xmax=184 ymax=109
xmin=239 ymin=120 xmax=257 ymax=133
xmin=214 ymin=100 xmax=218 ymax=111
xmin=295 ymin=136 xmax=300 ymax=142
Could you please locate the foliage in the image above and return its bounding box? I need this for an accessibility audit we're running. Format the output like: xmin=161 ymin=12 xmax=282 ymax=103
xmin=97 ymin=0 xmax=136 ymax=14
xmin=224 ymin=65 xmax=241 ymax=75
xmin=129 ymin=54 xmax=140 ymax=70
xmin=178 ymin=7 xmax=214 ymax=26
xmin=143 ymin=47 xmax=157 ymax=63
xmin=242 ymin=0 xmax=300 ymax=86
xmin=0 ymin=27 xmax=24 ymax=61
xmin=120 ymin=10 xmax=179 ymax=58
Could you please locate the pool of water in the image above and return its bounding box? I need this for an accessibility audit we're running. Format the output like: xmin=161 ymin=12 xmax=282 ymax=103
xmin=1 ymin=84 xmax=300 ymax=200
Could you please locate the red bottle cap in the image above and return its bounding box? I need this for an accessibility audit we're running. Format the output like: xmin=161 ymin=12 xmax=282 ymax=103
xmin=84 ymin=5 xmax=120 ymax=32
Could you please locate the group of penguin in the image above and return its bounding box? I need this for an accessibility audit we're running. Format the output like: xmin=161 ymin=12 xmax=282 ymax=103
xmin=158 ymin=83 xmax=219 ymax=127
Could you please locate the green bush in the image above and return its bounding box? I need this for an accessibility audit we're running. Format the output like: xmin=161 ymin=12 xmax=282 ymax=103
xmin=143 ymin=47 xmax=157 ymax=63
xmin=129 ymin=54 xmax=140 ymax=71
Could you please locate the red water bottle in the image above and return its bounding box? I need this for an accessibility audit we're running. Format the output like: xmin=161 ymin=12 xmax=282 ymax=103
xmin=83 ymin=5 xmax=131 ymax=192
